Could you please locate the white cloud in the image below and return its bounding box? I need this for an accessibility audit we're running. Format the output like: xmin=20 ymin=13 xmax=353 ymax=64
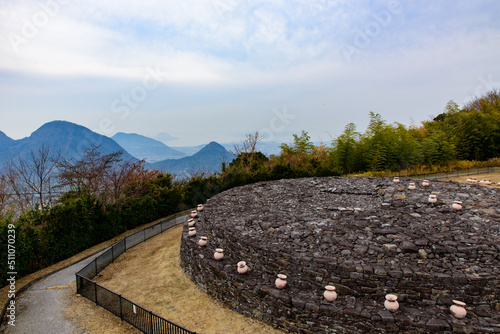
xmin=1 ymin=0 xmax=500 ymax=144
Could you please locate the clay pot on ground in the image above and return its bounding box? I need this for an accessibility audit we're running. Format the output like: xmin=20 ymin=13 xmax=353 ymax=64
xmin=408 ymin=182 xmax=416 ymax=190
xmin=450 ymin=300 xmax=467 ymax=319
xmin=393 ymin=177 xmax=400 ymax=183
xmin=237 ymin=261 xmax=248 ymax=274
xmin=422 ymin=179 xmax=430 ymax=187
xmin=190 ymin=211 xmax=198 ymax=218
xmin=188 ymin=227 xmax=196 ymax=237
xmin=275 ymin=274 xmax=287 ymax=289
xmin=323 ymin=285 xmax=337 ymax=302
xmin=197 ymin=204 xmax=204 ymax=211
xmin=452 ymin=200 xmax=463 ymax=211
xmin=198 ymin=236 xmax=208 ymax=247
xmin=214 ymin=248 xmax=224 ymax=260
xmin=428 ymin=194 xmax=437 ymax=203
xmin=384 ymin=294 xmax=399 ymax=312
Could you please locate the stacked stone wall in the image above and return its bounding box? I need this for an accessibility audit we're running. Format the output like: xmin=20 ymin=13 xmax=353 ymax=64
xmin=180 ymin=177 xmax=500 ymax=333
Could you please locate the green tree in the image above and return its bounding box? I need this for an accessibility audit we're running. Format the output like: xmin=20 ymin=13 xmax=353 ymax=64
xmin=331 ymin=123 xmax=360 ymax=174
xmin=364 ymin=112 xmax=391 ymax=171
xmin=280 ymin=130 xmax=315 ymax=155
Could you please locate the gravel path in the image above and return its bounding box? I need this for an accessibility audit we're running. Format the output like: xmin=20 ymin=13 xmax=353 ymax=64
xmin=2 ymin=250 xmax=106 ymax=334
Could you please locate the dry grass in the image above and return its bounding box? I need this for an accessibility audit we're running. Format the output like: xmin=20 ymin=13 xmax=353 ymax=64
xmin=94 ymin=224 xmax=283 ymax=334
xmin=441 ymin=172 xmax=500 ymax=187
xmin=64 ymin=283 xmax=139 ymax=334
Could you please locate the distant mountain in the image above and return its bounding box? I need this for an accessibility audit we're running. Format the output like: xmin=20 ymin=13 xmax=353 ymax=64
xmin=152 ymin=141 xmax=233 ymax=177
xmin=171 ymin=144 xmax=207 ymax=156
xmin=154 ymin=132 xmax=178 ymax=143
xmin=0 ymin=131 xmax=16 ymax=165
xmin=0 ymin=121 xmax=137 ymax=166
xmin=112 ymin=132 xmax=185 ymax=163
xmin=0 ymin=131 xmax=15 ymax=146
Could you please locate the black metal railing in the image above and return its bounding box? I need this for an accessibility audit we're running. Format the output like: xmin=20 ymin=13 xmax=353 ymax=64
xmin=76 ymin=211 xmax=196 ymax=334
xmin=399 ymin=166 xmax=500 ymax=180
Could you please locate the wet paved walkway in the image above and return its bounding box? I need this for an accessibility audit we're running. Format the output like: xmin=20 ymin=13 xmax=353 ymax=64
xmin=3 ymin=250 xmax=106 ymax=334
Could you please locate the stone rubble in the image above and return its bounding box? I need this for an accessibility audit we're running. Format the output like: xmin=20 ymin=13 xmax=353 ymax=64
xmin=180 ymin=176 xmax=500 ymax=333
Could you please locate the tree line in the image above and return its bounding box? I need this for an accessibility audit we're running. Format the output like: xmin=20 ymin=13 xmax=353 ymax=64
xmin=226 ymin=90 xmax=499 ymax=178
xmin=1 ymin=90 xmax=498 ymax=283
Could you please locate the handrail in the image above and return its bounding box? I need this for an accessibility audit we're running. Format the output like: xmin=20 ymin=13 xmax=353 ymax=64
xmin=399 ymin=165 xmax=500 ymax=179
xmin=75 ymin=210 xmax=196 ymax=334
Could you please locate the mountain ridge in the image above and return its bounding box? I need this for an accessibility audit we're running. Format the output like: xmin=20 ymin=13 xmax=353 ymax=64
xmin=0 ymin=121 xmax=232 ymax=176
xmin=112 ymin=132 xmax=185 ymax=162
xmin=0 ymin=120 xmax=137 ymax=166
xmin=152 ymin=141 xmax=232 ymax=177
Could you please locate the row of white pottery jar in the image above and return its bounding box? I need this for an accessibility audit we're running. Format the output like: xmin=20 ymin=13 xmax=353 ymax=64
xmin=393 ymin=177 xmax=430 ymax=188
xmin=203 ymin=248 xmax=468 ymax=318
xmin=189 ymin=203 xmax=468 ymax=318
xmin=389 ymin=179 xmax=465 ymax=210
xmin=467 ymin=178 xmax=500 ymax=185
xmin=384 ymin=295 xmax=466 ymax=318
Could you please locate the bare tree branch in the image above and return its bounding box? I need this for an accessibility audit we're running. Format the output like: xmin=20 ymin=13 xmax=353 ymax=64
xmin=230 ymin=131 xmax=264 ymax=156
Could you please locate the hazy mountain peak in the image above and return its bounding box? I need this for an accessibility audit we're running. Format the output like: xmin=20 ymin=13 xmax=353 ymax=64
xmin=152 ymin=141 xmax=232 ymax=177
xmin=154 ymin=132 xmax=178 ymax=143
xmin=0 ymin=120 xmax=137 ymax=166
xmin=112 ymin=132 xmax=185 ymax=163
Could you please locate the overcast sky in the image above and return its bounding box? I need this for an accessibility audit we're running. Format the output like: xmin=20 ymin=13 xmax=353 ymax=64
xmin=1 ymin=0 xmax=499 ymax=146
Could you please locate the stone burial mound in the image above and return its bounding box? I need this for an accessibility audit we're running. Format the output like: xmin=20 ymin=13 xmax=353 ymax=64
xmin=180 ymin=177 xmax=500 ymax=333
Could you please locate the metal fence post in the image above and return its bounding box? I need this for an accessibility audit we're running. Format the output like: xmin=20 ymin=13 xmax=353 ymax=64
xmin=94 ymin=282 xmax=98 ymax=306
xmin=119 ymin=295 xmax=123 ymax=321
xmin=150 ymin=311 xmax=153 ymax=333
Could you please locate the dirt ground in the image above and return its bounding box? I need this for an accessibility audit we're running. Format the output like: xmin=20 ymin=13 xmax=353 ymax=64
xmin=64 ymin=284 xmax=139 ymax=334
xmin=441 ymin=172 xmax=500 ymax=187
xmin=91 ymin=224 xmax=283 ymax=334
